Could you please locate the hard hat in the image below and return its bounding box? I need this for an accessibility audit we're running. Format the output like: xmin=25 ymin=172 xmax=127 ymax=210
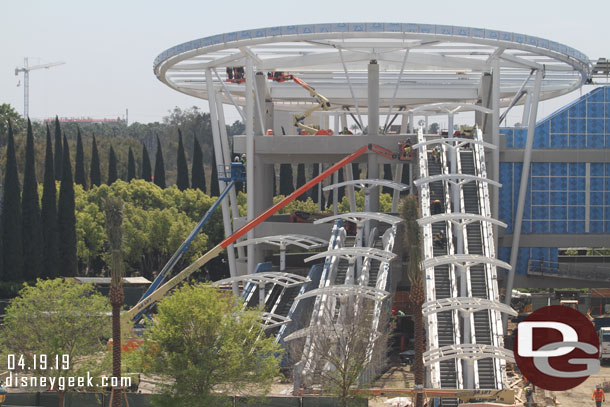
xmin=241 ymin=153 xmax=246 ymax=158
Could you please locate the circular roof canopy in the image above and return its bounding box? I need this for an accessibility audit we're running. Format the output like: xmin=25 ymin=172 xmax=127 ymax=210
xmin=154 ymin=23 xmax=590 ymax=112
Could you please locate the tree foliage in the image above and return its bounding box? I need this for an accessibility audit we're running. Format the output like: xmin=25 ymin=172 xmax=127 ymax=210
xmin=0 ymin=279 xmax=111 ymax=394
xmin=0 ymin=104 xmax=26 ymax=144
xmin=21 ymin=119 xmax=43 ymax=280
xmin=190 ymin=135 xmax=206 ymax=193
xmin=154 ymin=136 xmax=166 ymax=189
xmin=127 ymin=147 xmax=136 ymax=181
xmin=175 ymin=130 xmax=189 ymax=191
xmin=58 ymin=135 xmax=77 ymax=277
xmin=3 ymin=121 xmax=22 ymax=281
xmin=42 ymin=126 xmax=59 ymax=279
xmin=107 ymin=145 xmax=118 ymax=185
xmin=90 ymin=135 xmax=101 ymax=187
xmin=74 ymin=128 xmax=87 ymax=189
xmin=141 ymin=143 xmax=152 ymax=182
xmin=54 ymin=118 xmax=63 ymax=181
xmin=130 ymin=284 xmax=281 ymax=407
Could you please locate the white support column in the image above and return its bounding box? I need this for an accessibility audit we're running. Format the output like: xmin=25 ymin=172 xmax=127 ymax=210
xmin=491 ymin=57 xmax=501 ymax=251
xmin=318 ymin=163 xmax=323 ymax=212
xmin=504 ymin=68 xmax=543 ymax=329
xmin=392 ymin=114 xmax=409 ymax=212
xmin=333 ymin=171 xmax=339 ymax=216
xmin=368 ymin=60 xmax=380 ymax=240
xmin=259 ymin=282 xmax=265 ymax=307
xmin=280 ymin=243 xmax=286 ymax=273
xmin=206 ymin=69 xmax=238 ymax=295
xmin=215 ymin=96 xmax=245 ymax=260
xmin=521 ymin=91 xmax=531 ymax=125
xmin=448 ymin=113 xmax=459 ymax=213
xmin=246 ymin=57 xmax=255 ymax=275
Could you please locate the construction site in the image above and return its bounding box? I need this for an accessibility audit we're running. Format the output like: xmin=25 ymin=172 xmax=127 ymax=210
xmin=22 ymin=22 xmax=605 ymax=407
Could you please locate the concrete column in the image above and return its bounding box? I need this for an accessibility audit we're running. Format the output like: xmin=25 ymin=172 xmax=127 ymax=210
xmin=392 ymin=114 xmax=409 ymax=211
xmin=521 ymin=91 xmax=531 ymax=125
xmin=504 ymin=68 xmax=543 ymax=331
xmin=245 ymin=58 xmax=255 ymax=275
xmin=206 ymin=69 xmax=238 ymax=295
xmin=368 ymin=60 xmax=380 ymax=229
xmin=345 ymin=163 xmax=357 ymax=212
xmin=280 ymin=243 xmax=286 ymax=273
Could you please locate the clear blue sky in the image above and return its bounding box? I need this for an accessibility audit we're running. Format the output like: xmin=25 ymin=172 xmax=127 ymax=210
xmin=2 ymin=0 xmax=609 ymax=125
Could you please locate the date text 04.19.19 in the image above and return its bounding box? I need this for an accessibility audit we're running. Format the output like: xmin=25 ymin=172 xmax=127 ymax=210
xmin=7 ymin=354 xmax=70 ymax=371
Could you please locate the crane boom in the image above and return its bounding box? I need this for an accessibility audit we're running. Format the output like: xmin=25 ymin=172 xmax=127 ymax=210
xmin=124 ymin=144 xmax=396 ymax=320
xmin=14 ymin=58 xmax=65 ymax=118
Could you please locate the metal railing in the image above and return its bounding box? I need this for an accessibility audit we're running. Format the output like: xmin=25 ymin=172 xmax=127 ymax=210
xmin=527 ymin=258 xmax=610 ymax=282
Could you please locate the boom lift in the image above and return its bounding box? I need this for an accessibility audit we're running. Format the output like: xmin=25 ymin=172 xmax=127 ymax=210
xmin=268 ymin=72 xmax=333 ymax=135
xmin=124 ymin=144 xmax=397 ymax=321
xmin=130 ymin=162 xmax=246 ymax=323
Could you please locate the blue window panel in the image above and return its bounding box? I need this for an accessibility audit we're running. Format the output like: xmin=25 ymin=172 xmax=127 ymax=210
xmin=588 ymin=134 xmax=605 ymax=148
xmin=591 ymin=221 xmax=604 ymax=233
xmin=513 ymin=128 xmax=526 ymax=148
xmin=568 ymin=206 xmax=585 ymax=219
xmin=550 ymin=163 xmax=567 ymax=176
xmin=605 ymin=103 xmax=610 ymax=117
xmin=569 ymin=134 xmax=586 ymax=148
xmin=551 ymin=114 xmax=568 ymax=132
xmin=569 ymin=177 xmax=585 ymax=191
xmin=605 ymin=135 xmax=610 ymax=147
xmin=591 ymin=177 xmax=604 ymax=191
xmin=550 ymin=177 xmax=567 ymax=190
xmin=551 ymin=191 xmax=568 ymax=205
xmin=551 ymin=134 xmax=568 ymax=148
xmin=550 ymin=247 xmax=559 ymax=262
xmin=569 ymin=163 xmax=586 ymax=176
xmin=588 ymin=102 xmax=605 ymax=118
xmin=606 ymin=178 xmax=610 ymax=190
xmin=592 ymin=192 xmax=604 ymax=205
xmin=605 ymin=192 xmax=610 ymax=204
xmin=591 ymin=206 xmax=604 ymax=220
xmin=498 ymin=247 xmax=511 ymax=264
xmin=521 ymin=221 xmax=531 ymax=233
xmin=588 ymin=118 xmax=605 ymax=134
xmin=606 ymin=87 xmax=610 ymax=102
xmin=550 ymin=221 xmax=567 ymax=233
xmin=569 ymin=101 xmax=586 ymax=117
xmin=505 ymin=134 xmax=513 ymax=148
xmin=589 ymin=89 xmax=605 ymax=102
xmin=591 ymin=163 xmax=604 ymax=176
xmin=501 ymin=128 xmax=514 ymax=136
xmin=500 ymin=163 xmax=513 ymax=184
xmin=606 ymin=163 xmax=610 ymax=177
xmin=534 ymin=123 xmax=549 ymax=148
xmin=532 ymin=220 xmax=549 ymax=233
xmin=532 ymin=162 xmax=549 ymax=176
xmin=568 ymin=221 xmax=585 ymax=233
xmin=605 ymin=221 xmax=610 ymax=233
xmin=569 ymin=118 xmax=586 ymax=133
xmin=532 ymin=177 xmax=549 ymax=191
xmin=532 ymin=191 xmax=549 ymax=205
xmin=550 ymin=206 xmax=567 ymax=220
xmin=605 ymin=206 xmax=610 ymax=219
xmin=517 ymin=248 xmax=530 ymax=274
xmin=532 ymin=247 xmax=546 ymax=259
xmin=568 ymin=192 xmax=585 ymax=205
xmin=532 ymin=206 xmax=549 ymax=219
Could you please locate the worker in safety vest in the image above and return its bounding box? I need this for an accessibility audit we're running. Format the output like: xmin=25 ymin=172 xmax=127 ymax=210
xmin=593 ymin=385 xmax=606 ymax=407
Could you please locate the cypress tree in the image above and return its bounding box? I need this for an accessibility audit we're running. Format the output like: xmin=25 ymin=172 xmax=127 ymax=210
xmin=41 ymin=125 xmax=59 ymax=279
xmin=153 ymin=137 xmax=166 ymax=188
xmin=2 ymin=121 xmax=22 ymax=281
xmin=176 ymin=130 xmax=189 ymax=190
xmin=279 ymin=164 xmax=294 ymax=196
xmin=383 ymin=164 xmax=393 ymax=194
xmin=296 ymin=164 xmax=307 ymax=201
xmin=141 ymin=143 xmax=152 ymax=182
xmin=191 ymin=136 xmax=206 ymax=193
xmin=21 ymin=120 xmax=43 ymax=281
xmin=210 ymin=154 xmax=219 ymax=196
xmin=90 ymin=134 xmax=101 ymax=187
xmin=108 ymin=145 xmax=118 ymax=184
xmin=57 ymin=135 xmax=77 ymax=276
xmin=127 ymin=147 xmax=136 ymax=181
xmin=74 ymin=128 xmax=87 ymax=189
xmin=54 ymin=117 xmax=62 ymax=181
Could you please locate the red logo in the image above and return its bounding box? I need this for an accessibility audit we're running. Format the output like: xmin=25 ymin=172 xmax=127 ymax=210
xmin=513 ymin=305 xmax=599 ymax=391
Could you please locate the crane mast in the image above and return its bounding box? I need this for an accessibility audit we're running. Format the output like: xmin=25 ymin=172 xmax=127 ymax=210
xmin=15 ymin=57 xmax=65 ymax=118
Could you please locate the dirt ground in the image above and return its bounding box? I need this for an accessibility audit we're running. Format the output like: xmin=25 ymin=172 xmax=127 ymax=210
xmin=545 ymin=363 xmax=610 ymax=407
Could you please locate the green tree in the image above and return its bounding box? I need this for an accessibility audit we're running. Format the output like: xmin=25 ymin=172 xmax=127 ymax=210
xmin=108 ymin=145 xmax=118 ymax=184
xmin=21 ymin=119 xmax=43 ymax=280
xmin=141 ymin=143 xmax=152 ymax=182
xmin=0 ymin=104 xmax=25 ymax=144
xmin=296 ymin=163 xmax=307 ymax=201
xmin=105 ymin=197 xmax=124 ymax=407
xmin=191 ymin=136 xmax=206 ymax=193
xmin=58 ymin=135 xmax=77 ymax=276
xmin=90 ymin=134 xmax=101 ymax=187
xmin=0 ymin=279 xmax=111 ymax=406
xmin=279 ymin=164 xmax=294 ymax=196
xmin=75 ymin=128 xmax=87 ymax=189
xmin=176 ymin=130 xmax=189 ymax=191
xmin=401 ymin=195 xmax=424 ymax=407
xmin=131 ymin=284 xmax=281 ymax=407
xmin=2 ymin=121 xmax=22 ymax=281
xmin=210 ymin=154 xmax=219 ymax=196
xmin=54 ymin=117 xmax=63 ymax=181
xmin=42 ymin=125 xmax=59 ymax=279
xmin=127 ymin=147 xmax=136 ymax=181
xmin=154 ymin=136 xmax=166 ymax=188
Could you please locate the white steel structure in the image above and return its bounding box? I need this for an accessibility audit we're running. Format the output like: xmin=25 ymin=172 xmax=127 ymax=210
xmin=154 ymin=23 xmax=590 ymax=400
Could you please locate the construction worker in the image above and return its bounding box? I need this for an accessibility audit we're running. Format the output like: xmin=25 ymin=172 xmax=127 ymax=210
xmin=226 ymin=67 xmax=234 ymax=81
xmin=432 ymin=146 xmax=441 ymax=163
xmin=240 ymin=153 xmax=246 ymax=166
xmin=431 ymin=199 xmax=442 ymax=215
xmin=433 ymin=231 xmax=446 ymax=249
xmin=593 ymin=385 xmax=606 ymax=407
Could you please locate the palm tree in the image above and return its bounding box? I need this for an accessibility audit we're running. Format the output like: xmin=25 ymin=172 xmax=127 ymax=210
xmin=401 ymin=195 xmax=425 ymax=407
xmin=105 ymin=197 xmax=124 ymax=407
